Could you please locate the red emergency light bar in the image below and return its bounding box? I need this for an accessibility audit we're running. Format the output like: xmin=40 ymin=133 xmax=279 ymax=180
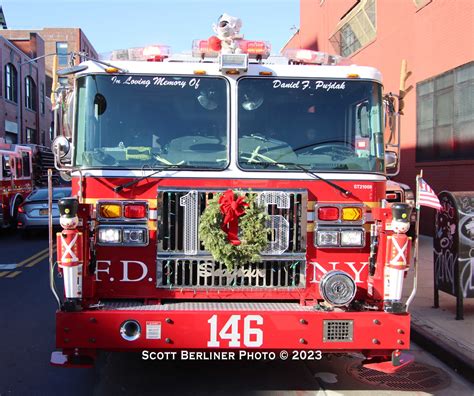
xmin=110 ymin=45 xmax=171 ymax=62
xmin=143 ymin=45 xmax=171 ymax=62
xmin=282 ymin=49 xmax=349 ymax=66
xmin=192 ymin=39 xmax=271 ymax=59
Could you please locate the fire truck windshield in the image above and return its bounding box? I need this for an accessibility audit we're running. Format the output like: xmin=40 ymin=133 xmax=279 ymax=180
xmin=73 ymin=75 xmax=228 ymax=169
xmin=238 ymin=77 xmax=384 ymax=173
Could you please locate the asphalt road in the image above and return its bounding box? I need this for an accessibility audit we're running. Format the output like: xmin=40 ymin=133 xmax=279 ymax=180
xmin=0 ymin=229 xmax=472 ymax=395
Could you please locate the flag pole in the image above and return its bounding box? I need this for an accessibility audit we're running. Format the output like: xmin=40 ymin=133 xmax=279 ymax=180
xmin=406 ymin=169 xmax=422 ymax=309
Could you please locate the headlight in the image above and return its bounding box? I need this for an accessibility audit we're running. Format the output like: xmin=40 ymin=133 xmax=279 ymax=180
xmin=319 ymin=270 xmax=357 ymax=306
xmin=340 ymin=229 xmax=365 ymax=247
xmin=97 ymin=226 xmax=148 ymax=246
xmin=98 ymin=227 xmax=121 ymax=244
xmin=316 ymin=230 xmax=339 ymax=247
xmin=315 ymin=228 xmax=365 ymax=248
xmin=123 ymin=228 xmax=147 ymax=244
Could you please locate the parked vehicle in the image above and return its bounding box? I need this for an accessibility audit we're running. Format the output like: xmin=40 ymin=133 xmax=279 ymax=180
xmin=0 ymin=142 xmax=33 ymax=228
xmin=17 ymin=187 xmax=72 ymax=235
xmin=0 ymin=141 xmax=59 ymax=229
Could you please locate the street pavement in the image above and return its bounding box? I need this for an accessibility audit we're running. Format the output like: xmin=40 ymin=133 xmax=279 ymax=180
xmin=405 ymin=235 xmax=474 ymax=379
xmin=0 ymin=230 xmax=473 ymax=395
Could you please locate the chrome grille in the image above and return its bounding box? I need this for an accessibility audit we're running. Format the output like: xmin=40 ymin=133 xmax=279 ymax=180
xmin=157 ymin=257 xmax=305 ymax=288
xmin=323 ymin=320 xmax=354 ymax=342
xmin=157 ymin=189 xmax=307 ymax=255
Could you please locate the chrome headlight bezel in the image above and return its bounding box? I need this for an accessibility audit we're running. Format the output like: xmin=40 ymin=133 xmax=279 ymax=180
xmin=315 ymin=227 xmax=365 ymax=248
xmin=97 ymin=225 xmax=149 ymax=246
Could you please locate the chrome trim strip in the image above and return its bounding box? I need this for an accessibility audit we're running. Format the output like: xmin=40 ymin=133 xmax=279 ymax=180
xmin=73 ymin=169 xmax=387 ymax=181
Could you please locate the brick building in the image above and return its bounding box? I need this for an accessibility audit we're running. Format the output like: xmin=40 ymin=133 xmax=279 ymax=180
xmin=284 ymin=0 xmax=474 ymax=234
xmin=0 ymin=32 xmax=51 ymax=146
xmin=1 ymin=28 xmax=98 ymax=96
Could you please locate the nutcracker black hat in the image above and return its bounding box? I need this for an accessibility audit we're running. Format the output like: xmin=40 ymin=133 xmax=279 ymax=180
xmin=58 ymin=197 xmax=78 ymax=218
xmin=391 ymin=203 xmax=412 ymax=223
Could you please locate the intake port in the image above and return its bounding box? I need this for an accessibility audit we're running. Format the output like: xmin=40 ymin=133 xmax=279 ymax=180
xmin=120 ymin=320 xmax=141 ymax=341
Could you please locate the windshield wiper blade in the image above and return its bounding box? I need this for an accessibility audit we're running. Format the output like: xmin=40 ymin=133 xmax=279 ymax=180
xmin=113 ymin=163 xmax=220 ymax=193
xmin=113 ymin=164 xmax=180 ymax=193
xmin=262 ymin=161 xmax=351 ymax=197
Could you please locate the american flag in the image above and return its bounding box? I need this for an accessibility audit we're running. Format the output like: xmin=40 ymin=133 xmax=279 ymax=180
xmin=418 ymin=178 xmax=442 ymax=210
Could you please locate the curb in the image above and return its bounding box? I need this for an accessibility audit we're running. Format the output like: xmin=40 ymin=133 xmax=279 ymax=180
xmin=411 ymin=323 xmax=474 ymax=383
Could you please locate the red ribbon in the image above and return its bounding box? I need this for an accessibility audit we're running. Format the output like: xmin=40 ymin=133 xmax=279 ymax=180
xmin=219 ymin=190 xmax=248 ymax=246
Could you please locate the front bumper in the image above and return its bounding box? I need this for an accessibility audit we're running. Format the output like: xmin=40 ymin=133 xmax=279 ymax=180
xmin=56 ymin=302 xmax=410 ymax=352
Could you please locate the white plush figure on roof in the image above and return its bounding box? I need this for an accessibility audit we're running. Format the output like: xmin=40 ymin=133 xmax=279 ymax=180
xmin=212 ymin=13 xmax=243 ymax=54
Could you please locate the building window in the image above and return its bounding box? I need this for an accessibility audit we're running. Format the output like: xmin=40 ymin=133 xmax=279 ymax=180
xmin=56 ymin=42 xmax=68 ymax=66
xmin=5 ymin=63 xmax=18 ymax=102
xmin=40 ymin=83 xmax=45 ymax=114
xmin=417 ymin=62 xmax=474 ymax=162
xmin=5 ymin=133 xmax=17 ymax=144
xmin=26 ymin=127 xmax=37 ymax=144
xmin=25 ymin=76 xmax=37 ymax=111
xmin=329 ymin=0 xmax=377 ymax=57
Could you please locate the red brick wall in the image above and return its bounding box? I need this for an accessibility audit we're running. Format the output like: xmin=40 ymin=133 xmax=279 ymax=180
xmin=285 ymin=0 xmax=474 ymax=234
xmin=0 ymin=33 xmax=52 ymax=147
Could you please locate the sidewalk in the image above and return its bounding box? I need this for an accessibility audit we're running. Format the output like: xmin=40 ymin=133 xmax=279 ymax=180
xmin=405 ymin=235 xmax=474 ymax=380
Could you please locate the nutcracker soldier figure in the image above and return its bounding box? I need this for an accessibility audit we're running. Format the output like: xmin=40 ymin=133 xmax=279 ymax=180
xmin=57 ymin=197 xmax=83 ymax=311
xmin=384 ymin=203 xmax=412 ymax=313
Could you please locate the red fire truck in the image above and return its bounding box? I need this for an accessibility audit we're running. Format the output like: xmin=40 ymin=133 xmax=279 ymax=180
xmin=50 ymin=26 xmax=415 ymax=372
xmin=0 ymin=141 xmax=33 ymax=228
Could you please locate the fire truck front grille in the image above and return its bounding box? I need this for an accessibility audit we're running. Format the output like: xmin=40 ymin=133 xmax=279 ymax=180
xmin=157 ymin=258 xmax=305 ymax=288
xmin=157 ymin=189 xmax=307 ymax=255
xmin=323 ymin=320 xmax=354 ymax=342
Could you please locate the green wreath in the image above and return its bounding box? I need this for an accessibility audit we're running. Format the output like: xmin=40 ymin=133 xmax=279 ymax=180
xmin=199 ymin=191 xmax=270 ymax=270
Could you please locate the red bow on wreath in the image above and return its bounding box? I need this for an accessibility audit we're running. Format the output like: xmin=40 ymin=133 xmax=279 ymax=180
xmin=219 ymin=189 xmax=248 ymax=246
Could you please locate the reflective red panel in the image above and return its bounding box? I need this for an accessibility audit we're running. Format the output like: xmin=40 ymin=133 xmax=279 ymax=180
xmin=318 ymin=206 xmax=339 ymax=221
xmin=124 ymin=204 xmax=147 ymax=219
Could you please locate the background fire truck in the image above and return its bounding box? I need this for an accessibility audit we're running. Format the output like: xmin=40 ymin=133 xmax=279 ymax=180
xmin=50 ymin=16 xmax=414 ymax=372
xmin=0 ymin=141 xmax=33 ymax=228
xmin=0 ymin=140 xmax=58 ymax=228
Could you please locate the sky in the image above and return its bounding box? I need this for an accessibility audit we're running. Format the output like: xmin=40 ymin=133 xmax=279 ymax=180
xmin=1 ymin=0 xmax=300 ymax=55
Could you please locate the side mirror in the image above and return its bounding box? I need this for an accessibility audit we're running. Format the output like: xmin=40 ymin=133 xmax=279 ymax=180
xmin=383 ymin=96 xmax=397 ymax=146
xmin=385 ymin=150 xmax=398 ymax=171
xmin=52 ymin=136 xmax=72 ymax=164
xmin=3 ymin=158 xmax=12 ymax=178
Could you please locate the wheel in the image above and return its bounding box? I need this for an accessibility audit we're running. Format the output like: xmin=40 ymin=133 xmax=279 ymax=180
xmin=10 ymin=197 xmax=23 ymax=229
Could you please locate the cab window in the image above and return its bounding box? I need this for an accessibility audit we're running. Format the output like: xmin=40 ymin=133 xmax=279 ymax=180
xmin=15 ymin=156 xmax=22 ymax=178
xmin=21 ymin=151 xmax=31 ymax=177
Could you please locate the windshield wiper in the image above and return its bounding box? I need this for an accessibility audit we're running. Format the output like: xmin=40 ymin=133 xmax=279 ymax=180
xmin=262 ymin=161 xmax=351 ymax=197
xmin=113 ymin=163 xmax=220 ymax=193
xmin=113 ymin=164 xmax=181 ymax=193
